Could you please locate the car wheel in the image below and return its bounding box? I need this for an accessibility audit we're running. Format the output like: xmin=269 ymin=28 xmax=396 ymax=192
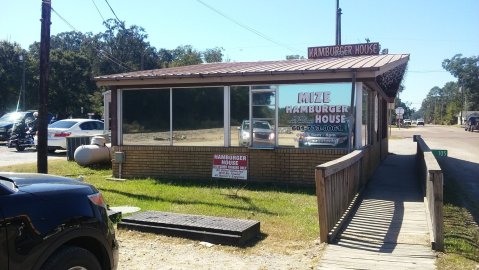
xmin=41 ymin=246 xmax=101 ymax=270
xmin=48 ymin=149 xmax=56 ymax=154
xmin=16 ymin=146 xmax=25 ymax=151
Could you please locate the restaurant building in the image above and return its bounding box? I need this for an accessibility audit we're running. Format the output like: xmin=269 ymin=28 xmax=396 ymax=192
xmin=95 ymin=44 xmax=408 ymax=186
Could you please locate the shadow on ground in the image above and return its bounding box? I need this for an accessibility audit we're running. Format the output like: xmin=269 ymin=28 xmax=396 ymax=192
xmin=437 ymin=156 xmax=479 ymax=226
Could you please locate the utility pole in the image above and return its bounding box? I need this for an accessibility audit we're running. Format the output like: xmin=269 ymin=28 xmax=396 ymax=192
xmin=335 ymin=0 xmax=342 ymax=45
xmin=38 ymin=0 xmax=51 ymax=174
xmin=19 ymin=54 xmax=26 ymax=110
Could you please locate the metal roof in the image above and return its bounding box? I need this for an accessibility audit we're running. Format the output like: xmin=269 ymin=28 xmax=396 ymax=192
xmin=95 ymin=54 xmax=409 ymax=100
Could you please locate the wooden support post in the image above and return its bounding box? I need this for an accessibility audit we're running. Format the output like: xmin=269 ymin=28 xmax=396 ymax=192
xmin=37 ymin=0 xmax=51 ymax=174
xmin=316 ymin=168 xmax=329 ymax=243
xmin=432 ymin=171 xmax=444 ymax=251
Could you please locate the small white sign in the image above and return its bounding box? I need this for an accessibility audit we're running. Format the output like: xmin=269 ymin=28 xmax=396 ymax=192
xmin=395 ymin=107 xmax=404 ymax=115
xmin=212 ymin=154 xmax=248 ymax=180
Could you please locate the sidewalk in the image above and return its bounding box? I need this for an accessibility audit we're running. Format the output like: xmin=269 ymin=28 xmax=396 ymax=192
xmin=317 ymin=139 xmax=437 ymax=269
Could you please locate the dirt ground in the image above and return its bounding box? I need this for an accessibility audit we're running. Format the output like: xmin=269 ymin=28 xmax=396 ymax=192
xmin=123 ymin=127 xmax=300 ymax=147
xmin=117 ymin=128 xmax=322 ymax=269
xmin=117 ymin=229 xmax=324 ymax=270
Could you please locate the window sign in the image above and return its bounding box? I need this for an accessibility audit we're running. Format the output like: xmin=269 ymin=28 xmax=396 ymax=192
xmin=278 ymin=83 xmax=352 ymax=148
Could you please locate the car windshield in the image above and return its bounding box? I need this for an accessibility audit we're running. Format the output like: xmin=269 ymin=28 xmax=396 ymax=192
xmin=0 ymin=112 xmax=26 ymax=122
xmin=253 ymin=121 xmax=271 ymax=129
xmin=49 ymin=120 xmax=77 ymax=129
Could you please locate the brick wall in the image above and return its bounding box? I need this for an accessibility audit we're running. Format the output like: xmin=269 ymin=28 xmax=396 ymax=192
xmin=111 ymin=146 xmax=348 ymax=186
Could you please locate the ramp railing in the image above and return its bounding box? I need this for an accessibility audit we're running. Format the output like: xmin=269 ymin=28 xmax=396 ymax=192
xmin=315 ymin=149 xmax=366 ymax=243
xmin=414 ymin=135 xmax=444 ymax=251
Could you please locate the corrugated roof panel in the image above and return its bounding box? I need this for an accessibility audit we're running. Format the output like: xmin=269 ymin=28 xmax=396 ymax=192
xmin=282 ymin=60 xmax=324 ymax=71
xmin=303 ymin=59 xmax=338 ymax=70
xmin=372 ymin=55 xmax=396 ymax=68
xmin=332 ymin=56 xmax=369 ymax=69
xmin=95 ymin=54 xmax=409 ymax=81
xmin=360 ymin=55 xmax=389 ymax=68
xmin=313 ymin=57 xmax=354 ymax=70
xmin=348 ymin=55 xmax=378 ymax=69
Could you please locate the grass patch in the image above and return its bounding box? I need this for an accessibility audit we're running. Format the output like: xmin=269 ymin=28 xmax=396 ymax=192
xmin=0 ymin=160 xmax=320 ymax=248
xmin=438 ymin=173 xmax=479 ymax=269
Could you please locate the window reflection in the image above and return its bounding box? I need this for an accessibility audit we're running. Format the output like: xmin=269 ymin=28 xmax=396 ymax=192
xmin=230 ymin=86 xmax=249 ymax=147
xmin=278 ymin=83 xmax=352 ymax=148
xmin=172 ymin=87 xmax=224 ymax=146
xmin=122 ymin=89 xmax=170 ymax=145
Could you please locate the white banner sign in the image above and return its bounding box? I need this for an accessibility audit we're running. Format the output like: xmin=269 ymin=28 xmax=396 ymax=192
xmin=212 ymin=154 xmax=248 ymax=180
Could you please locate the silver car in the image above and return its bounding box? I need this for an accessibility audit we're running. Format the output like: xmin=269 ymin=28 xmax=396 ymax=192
xmin=239 ymin=120 xmax=275 ymax=147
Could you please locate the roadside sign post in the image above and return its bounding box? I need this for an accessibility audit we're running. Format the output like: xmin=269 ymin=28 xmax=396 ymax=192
xmin=395 ymin=107 xmax=405 ymax=129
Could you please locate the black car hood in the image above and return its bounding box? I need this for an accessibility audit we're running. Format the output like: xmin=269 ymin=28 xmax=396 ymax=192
xmin=0 ymin=172 xmax=95 ymax=195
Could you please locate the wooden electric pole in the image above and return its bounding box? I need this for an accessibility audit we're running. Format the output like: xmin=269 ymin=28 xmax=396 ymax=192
xmin=336 ymin=0 xmax=342 ymax=45
xmin=38 ymin=0 xmax=51 ymax=174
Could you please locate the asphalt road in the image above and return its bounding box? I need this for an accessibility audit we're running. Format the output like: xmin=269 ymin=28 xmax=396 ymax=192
xmin=392 ymin=125 xmax=479 ymax=217
xmin=0 ymin=142 xmax=65 ymax=167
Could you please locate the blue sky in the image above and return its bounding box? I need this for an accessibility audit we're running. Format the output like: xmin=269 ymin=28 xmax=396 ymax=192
xmin=1 ymin=0 xmax=478 ymax=109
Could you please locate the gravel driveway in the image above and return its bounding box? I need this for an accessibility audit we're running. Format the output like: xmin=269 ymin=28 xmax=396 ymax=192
xmin=117 ymin=230 xmax=324 ymax=270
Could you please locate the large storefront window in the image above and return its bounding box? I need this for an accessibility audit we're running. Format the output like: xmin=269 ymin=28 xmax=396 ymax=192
xmin=122 ymin=89 xmax=170 ymax=145
xmin=172 ymin=87 xmax=224 ymax=146
xmin=278 ymin=83 xmax=353 ymax=149
xmin=122 ymin=83 xmax=354 ymax=148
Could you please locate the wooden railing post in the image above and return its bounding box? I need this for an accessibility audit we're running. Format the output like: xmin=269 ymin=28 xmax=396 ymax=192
xmin=315 ymin=150 xmax=365 ymax=244
xmin=315 ymin=168 xmax=329 ymax=243
xmin=415 ymin=135 xmax=444 ymax=251
xmin=431 ymin=171 xmax=444 ymax=251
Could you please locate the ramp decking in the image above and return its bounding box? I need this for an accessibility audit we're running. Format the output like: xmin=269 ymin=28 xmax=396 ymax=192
xmin=317 ymin=143 xmax=437 ymax=269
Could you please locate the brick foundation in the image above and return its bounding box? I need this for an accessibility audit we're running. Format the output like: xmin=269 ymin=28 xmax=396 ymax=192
xmin=112 ymin=146 xmax=348 ymax=186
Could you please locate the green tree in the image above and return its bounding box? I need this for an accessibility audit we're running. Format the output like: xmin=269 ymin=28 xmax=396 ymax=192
xmin=417 ymin=83 xmax=462 ymax=125
xmin=286 ymin=55 xmax=305 ymax=60
xmin=48 ymin=50 xmax=96 ymax=118
xmin=203 ymin=47 xmax=223 ymax=63
xmin=171 ymin=45 xmax=203 ymax=67
xmin=94 ymin=19 xmax=160 ymax=74
xmin=0 ymin=41 xmax=25 ymax=113
xmin=2 ymin=19 xmax=227 ymax=119
xmin=440 ymin=82 xmax=461 ymax=124
xmin=442 ymin=54 xmax=479 ymax=111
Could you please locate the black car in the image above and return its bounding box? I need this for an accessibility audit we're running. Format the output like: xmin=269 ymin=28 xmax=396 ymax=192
xmin=0 ymin=172 xmax=118 ymax=270
xmin=0 ymin=111 xmax=55 ymax=142
xmin=465 ymin=116 xmax=478 ymax=132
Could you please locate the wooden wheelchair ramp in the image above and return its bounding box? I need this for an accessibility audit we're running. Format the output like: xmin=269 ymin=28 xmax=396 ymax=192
xmin=317 ymin=150 xmax=436 ymax=269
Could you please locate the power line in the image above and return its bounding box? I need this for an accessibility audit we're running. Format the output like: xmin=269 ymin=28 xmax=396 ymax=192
xmin=91 ymin=0 xmax=106 ymax=23
xmin=196 ymin=0 xmax=300 ymax=54
xmin=408 ymin=70 xmax=448 ymax=73
xmin=50 ymin=6 xmax=132 ymax=71
xmin=51 ymin=7 xmax=78 ymax=32
xmin=104 ymin=0 xmax=122 ymax=24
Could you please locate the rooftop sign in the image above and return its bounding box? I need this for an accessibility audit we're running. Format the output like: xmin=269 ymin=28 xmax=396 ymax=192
xmin=308 ymin=42 xmax=380 ymax=59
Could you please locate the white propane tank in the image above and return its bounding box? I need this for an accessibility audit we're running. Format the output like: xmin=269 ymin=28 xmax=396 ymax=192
xmin=74 ymin=136 xmax=111 ymax=166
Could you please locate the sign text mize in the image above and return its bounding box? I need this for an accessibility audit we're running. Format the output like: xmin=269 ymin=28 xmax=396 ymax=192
xmin=285 ymin=91 xmax=349 ymax=124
